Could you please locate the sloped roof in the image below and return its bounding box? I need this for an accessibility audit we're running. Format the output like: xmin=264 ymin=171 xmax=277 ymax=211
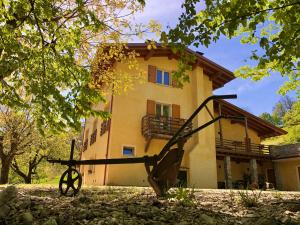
xmin=214 ymin=99 xmax=287 ymax=138
xmin=127 ymin=43 xmax=235 ymax=90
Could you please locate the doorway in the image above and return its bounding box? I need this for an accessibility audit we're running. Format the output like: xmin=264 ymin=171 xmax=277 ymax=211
xmin=177 ymin=170 xmax=188 ymax=187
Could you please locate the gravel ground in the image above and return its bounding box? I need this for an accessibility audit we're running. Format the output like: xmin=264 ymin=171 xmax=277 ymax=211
xmin=0 ymin=185 xmax=300 ymax=225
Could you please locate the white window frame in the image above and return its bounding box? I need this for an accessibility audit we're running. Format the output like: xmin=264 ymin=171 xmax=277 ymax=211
xmin=156 ymin=69 xmax=171 ymax=86
xmin=122 ymin=145 xmax=136 ymax=157
xmin=155 ymin=102 xmax=172 ymax=117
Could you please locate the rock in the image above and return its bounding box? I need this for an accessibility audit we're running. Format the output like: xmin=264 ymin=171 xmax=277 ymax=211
xmin=255 ymin=217 xmax=277 ymax=225
xmin=199 ymin=214 xmax=216 ymax=225
xmin=176 ymin=221 xmax=190 ymax=225
xmin=43 ymin=218 xmax=58 ymax=225
xmin=245 ymin=213 xmax=257 ymax=218
xmin=21 ymin=212 xmax=34 ymax=225
xmin=0 ymin=204 xmax=10 ymax=218
xmin=17 ymin=197 xmax=32 ymax=209
xmin=280 ymin=215 xmax=290 ymax=224
xmin=0 ymin=186 xmax=18 ymax=204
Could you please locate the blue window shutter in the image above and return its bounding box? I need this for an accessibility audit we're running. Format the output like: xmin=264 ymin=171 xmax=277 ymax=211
xmin=164 ymin=72 xmax=170 ymax=85
xmin=156 ymin=70 xmax=162 ymax=84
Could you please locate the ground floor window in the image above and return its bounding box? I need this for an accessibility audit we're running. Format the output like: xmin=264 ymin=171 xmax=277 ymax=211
xmin=122 ymin=146 xmax=135 ymax=156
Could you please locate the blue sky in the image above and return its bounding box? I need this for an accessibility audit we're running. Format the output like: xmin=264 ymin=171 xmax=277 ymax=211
xmin=133 ymin=0 xmax=295 ymax=115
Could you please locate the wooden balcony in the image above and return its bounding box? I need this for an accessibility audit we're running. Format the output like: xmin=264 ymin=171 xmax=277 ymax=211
xmin=216 ymin=138 xmax=272 ymax=159
xmin=90 ymin=129 xmax=97 ymax=145
xmin=100 ymin=119 xmax=110 ymax=136
xmin=142 ymin=115 xmax=192 ymax=140
xmin=83 ymin=139 xmax=88 ymax=152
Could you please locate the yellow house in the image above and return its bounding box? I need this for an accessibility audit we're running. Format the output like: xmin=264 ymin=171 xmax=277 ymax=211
xmin=80 ymin=43 xmax=292 ymax=190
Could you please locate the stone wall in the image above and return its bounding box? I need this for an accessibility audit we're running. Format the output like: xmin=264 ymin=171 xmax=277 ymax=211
xmin=271 ymin=143 xmax=300 ymax=159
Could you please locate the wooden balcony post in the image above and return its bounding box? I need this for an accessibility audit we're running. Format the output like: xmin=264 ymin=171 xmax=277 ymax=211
xmin=224 ymin=156 xmax=233 ymax=189
xmin=218 ymin=103 xmax=223 ymax=146
xmin=244 ymin=118 xmax=251 ymax=151
xmin=250 ymin=159 xmax=258 ymax=186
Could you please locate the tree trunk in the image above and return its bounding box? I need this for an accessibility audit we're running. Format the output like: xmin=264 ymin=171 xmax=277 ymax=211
xmin=24 ymin=172 xmax=32 ymax=184
xmin=0 ymin=160 xmax=11 ymax=184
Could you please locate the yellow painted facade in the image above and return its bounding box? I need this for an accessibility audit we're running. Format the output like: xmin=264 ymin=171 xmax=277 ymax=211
xmin=80 ymin=52 xmax=296 ymax=191
xmin=274 ymin=158 xmax=300 ymax=191
xmin=81 ymin=56 xmax=219 ymax=188
xmin=216 ymin=159 xmax=273 ymax=184
xmin=214 ymin=114 xmax=261 ymax=144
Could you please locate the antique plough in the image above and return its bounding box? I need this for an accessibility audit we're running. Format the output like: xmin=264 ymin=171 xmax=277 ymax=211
xmin=48 ymin=94 xmax=243 ymax=197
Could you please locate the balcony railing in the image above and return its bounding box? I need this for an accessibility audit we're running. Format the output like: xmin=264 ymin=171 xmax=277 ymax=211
xmin=142 ymin=115 xmax=192 ymax=139
xmin=83 ymin=139 xmax=88 ymax=152
xmin=216 ymin=138 xmax=272 ymax=158
xmin=100 ymin=119 xmax=110 ymax=136
xmin=90 ymin=129 xmax=97 ymax=145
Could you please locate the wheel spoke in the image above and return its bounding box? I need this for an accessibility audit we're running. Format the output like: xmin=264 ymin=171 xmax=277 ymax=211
xmin=72 ymin=175 xmax=79 ymax=182
xmin=59 ymin=168 xmax=82 ymax=196
xmin=64 ymin=185 xmax=70 ymax=194
xmin=70 ymin=182 xmax=75 ymax=189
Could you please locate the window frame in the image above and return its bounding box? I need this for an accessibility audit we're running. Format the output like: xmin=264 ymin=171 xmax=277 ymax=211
xmin=122 ymin=145 xmax=135 ymax=157
xmin=156 ymin=69 xmax=171 ymax=86
xmin=155 ymin=102 xmax=172 ymax=118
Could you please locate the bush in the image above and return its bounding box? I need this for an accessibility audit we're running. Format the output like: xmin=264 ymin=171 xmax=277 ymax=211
xmin=238 ymin=190 xmax=262 ymax=207
xmin=166 ymin=187 xmax=195 ymax=206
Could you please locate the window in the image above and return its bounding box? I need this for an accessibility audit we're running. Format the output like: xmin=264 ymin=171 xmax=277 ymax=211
xmin=155 ymin=103 xmax=171 ymax=117
xmin=122 ymin=146 xmax=135 ymax=156
xmin=156 ymin=69 xmax=170 ymax=86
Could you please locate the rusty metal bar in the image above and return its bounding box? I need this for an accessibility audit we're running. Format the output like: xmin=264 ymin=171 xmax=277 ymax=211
xmin=205 ymin=105 xmax=214 ymax=120
xmin=48 ymin=156 xmax=157 ymax=166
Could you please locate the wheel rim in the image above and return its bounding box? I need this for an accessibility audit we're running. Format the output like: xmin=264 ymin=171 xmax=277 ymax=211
xmin=59 ymin=168 xmax=82 ymax=197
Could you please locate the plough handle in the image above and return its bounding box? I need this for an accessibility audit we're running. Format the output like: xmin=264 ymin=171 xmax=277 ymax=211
xmin=47 ymin=156 xmax=158 ymax=166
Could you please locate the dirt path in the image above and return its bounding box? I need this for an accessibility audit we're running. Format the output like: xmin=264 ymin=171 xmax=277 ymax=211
xmin=0 ymin=185 xmax=300 ymax=225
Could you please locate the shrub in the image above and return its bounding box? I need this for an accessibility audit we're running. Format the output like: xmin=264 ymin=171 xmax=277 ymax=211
xmin=238 ymin=190 xmax=262 ymax=207
xmin=272 ymin=190 xmax=283 ymax=200
xmin=166 ymin=187 xmax=195 ymax=206
xmin=228 ymin=189 xmax=237 ymax=206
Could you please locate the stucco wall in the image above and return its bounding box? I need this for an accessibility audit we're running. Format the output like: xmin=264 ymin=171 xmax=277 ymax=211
xmin=188 ymin=67 xmax=217 ymax=188
xmin=216 ymin=159 xmax=273 ymax=183
xmin=80 ymin=100 xmax=111 ymax=186
xmin=103 ymin=57 xmax=217 ymax=188
xmin=274 ymin=158 xmax=300 ymax=191
xmin=214 ymin=114 xmax=261 ymax=144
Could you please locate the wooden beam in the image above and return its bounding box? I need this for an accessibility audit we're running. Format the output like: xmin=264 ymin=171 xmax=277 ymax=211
xmin=144 ymin=50 xmax=155 ymax=61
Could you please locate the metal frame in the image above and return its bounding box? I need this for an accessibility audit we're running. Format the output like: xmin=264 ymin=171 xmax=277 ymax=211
xmin=48 ymin=94 xmax=243 ymax=196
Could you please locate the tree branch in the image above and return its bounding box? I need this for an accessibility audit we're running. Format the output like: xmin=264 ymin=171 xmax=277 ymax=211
xmin=11 ymin=158 xmax=28 ymax=180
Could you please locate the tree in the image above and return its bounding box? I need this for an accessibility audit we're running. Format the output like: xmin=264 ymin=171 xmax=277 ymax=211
xmin=162 ymin=0 xmax=300 ymax=96
xmin=259 ymin=112 xmax=276 ymax=125
xmin=273 ymin=95 xmax=294 ymax=118
xmin=0 ymin=106 xmax=80 ymax=184
xmin=283 ymin=100 xmax=300 ymax=126
xmin=0 ymin=109 xmax=34 ymax=184
xmin=259 ymin=96 xmax=295 ymax=126
xmin=0 ymin=0 xmax=159 ymax=131
xmin=11 ymin=129 xmax=80 ymax=184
